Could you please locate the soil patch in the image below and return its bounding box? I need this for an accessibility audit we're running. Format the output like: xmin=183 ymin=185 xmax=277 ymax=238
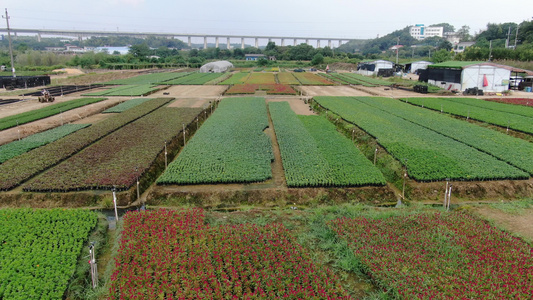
xmin=266 ymin=97 xmax=315 ymax=115
xmin=150 ymin=85 xmax=227 ymax=98
xmin=407 ymin=178 xmax=533 ymax=202
xmin=472 ymin=206 xmax=533 ymax=242
xmin=300 ymin=86 xmax=372 ymax=97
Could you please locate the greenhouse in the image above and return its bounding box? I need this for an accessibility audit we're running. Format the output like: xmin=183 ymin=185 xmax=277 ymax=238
xmin=199 ymin=61 xmax=234 ymax=73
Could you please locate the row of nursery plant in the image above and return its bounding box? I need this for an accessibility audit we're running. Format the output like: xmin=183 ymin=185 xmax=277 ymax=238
xmin=163 ymin=72 xmax=225 ymax=85
xmin=360 ymin=97 xmax=533 ymax=175
xmin=322 ymin=73 xmax=377 ymax=87
xmin=109 ymin=209 xmax=351 ymax=299
xmin=83 ymin=85 xmax=160 ymax=96
xmin=0 ymin=209 xmax=97 ymax=300
xmin=0 ymin=124 xmax=89 ymax=164
xmin=103 ymin=72 xmax=191 ymax=85
xmin=0 ymin=98 xmax=172 ymax=191
xmin=329 ymin=211 xmax=533 ymax=299
xmin=0 ymin=97 xmax=105 ymax=130
xmin=402 ymin=97 xmax=533 ymax=134
xmin=23 ymin=107 xmax=202 ymax=192
xmin=269 ymin=101 xmax=385 ymax=187
xmin=103 ymin=98 xmax=153 ymax=113
xmin=225 ymin=84 xmax=297 ymax=95
xmin=157 ymin=97 xmax=274 ymax=185
xmin=292 ymin=72 xmax=333 ymax=85
xmin=276 ymin=72 xmax=301 ymax=85
xmin=313 ymin=96 xmax=528 ymax=181
xmin=218 ymin=72 xmax=250 ymax=85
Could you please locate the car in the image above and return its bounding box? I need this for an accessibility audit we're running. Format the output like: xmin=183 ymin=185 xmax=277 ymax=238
xmin=509 ymin=76 xmax=523 ymax=89
xmin=309 ymin=68 xmax=317 ymax=71
xmin=293 ymin=68 xmax=305 ymax=72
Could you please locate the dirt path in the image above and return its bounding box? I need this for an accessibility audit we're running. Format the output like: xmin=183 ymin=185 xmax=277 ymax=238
xmin=266 ymin=97 xmax=315 ymax=115
xmin=472 ymin=206 xmax=533 ymax=242
xmin=264 ymin=105 xmax=287 ymax=187
xmin=150 ymin=85 xmax=227 ymax=98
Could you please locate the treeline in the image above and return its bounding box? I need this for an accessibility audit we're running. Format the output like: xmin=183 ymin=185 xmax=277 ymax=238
xmin=0 ymin=20 xmax=531 ymax=70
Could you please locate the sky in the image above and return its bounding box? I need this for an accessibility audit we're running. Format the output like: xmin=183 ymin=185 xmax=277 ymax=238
xmin=2 ymin=0 xmax=532 ymax=44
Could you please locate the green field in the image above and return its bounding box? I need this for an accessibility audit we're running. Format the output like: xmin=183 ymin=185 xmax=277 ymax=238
xmin=157 ymin=97 xmax=273 ymax=185
xmin=102 ymin=72 xmax=191 ymax=85
xmin=83 ymin=85 xmax=160 ymax=96
xmin=0 ymin=209 xmax=96 ymax=300
xmin=269 ymin=101 xmax=385 ymax=187
xmin=356 ymin=97 xmax=533 ymax=175
xmin=402 ymin=97 xmax=533 ymax=134
xmin=314 ymin=96 xmax=528 ymax=181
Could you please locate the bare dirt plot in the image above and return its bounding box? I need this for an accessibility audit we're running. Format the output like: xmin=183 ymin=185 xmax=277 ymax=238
xmin=473 ymin=206 xmax=533 ymax=242
xmin=150 ymin=85 xmax=227 ymax=98
xmin=300 ymin=85 xmax=373 ymax=97
xmin=266 ymin=97 xmax=315 ymax=115
xmin=0 ymin=97 xmax=126 ymax=145
xmin=167 ymin=98 xmax=210 ymax=109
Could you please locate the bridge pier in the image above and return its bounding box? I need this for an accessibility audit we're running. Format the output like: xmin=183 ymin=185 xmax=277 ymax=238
xmin=305 ymin=39 xmax=309 ymax=45
xmin=338 ymin=40 xmax=343 ymax=47
xmin=241 ymin=38 xmax=244 ymax=49
xmin=317 ymin=40 xmax=320 ymax=48
xmin=281 ymin=38 xmax=285 ymax=46
xmin=227 ymin=37 xmax=230 ymax=49
xmin=188 ymin=36 xmax=191 ymax=47
xmin=215 ymin=37 xmax=219 ymax=48
xmin=294 ymin=39 xmax=297 ymax=46
xmin=255 ymin=38 xmax=258 ymax=48
xmin=204 ymin=37 xmax=207 ymax=49
xmin=328 ymin=39 xmax=331 ymax=48
xmin=37 ymin=33 xmax=41 ymax=42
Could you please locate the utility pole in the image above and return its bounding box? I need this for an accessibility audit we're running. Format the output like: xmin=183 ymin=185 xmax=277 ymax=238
xmin=2 ymin=9 xmax=16 ymax=78
xmin=488 ymin=40 xmax=493 ymax=61
xmin=505 ymin=26 xmax=511 ymax=48
xmin=396 ymin=37 xmax=400 ymax=64
xmin=514 ymin=24 xmax=520 ymax=50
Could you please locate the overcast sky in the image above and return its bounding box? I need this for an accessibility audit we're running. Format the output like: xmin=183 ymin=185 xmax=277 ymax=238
xmin=2 ymin=0 xmax=532 ymax=42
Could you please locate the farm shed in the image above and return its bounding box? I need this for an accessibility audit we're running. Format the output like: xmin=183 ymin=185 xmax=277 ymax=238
xmin=199 ymin=61 xmax=234 ymax=73
xmin=357 ymin=60 xmax=394 ymax=77
xmin=420 ymin=61 xmax=533 ymax=93
xmin=245 ymin=54 xmax=266 ymax=61
xmin=405 ymin=61 xmax=433 ymax=74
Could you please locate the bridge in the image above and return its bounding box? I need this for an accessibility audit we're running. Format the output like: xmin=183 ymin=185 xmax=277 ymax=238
xmin=0 ymin=28 xmax=351 ymax=49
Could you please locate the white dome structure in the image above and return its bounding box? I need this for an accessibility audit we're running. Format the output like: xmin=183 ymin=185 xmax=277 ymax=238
xmin=199 ymin=61 xmax=234 ymax=73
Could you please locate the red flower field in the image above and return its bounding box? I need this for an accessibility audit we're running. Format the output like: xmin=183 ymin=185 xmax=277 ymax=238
xmin=109 ymin=209 xmax=350 ymax=299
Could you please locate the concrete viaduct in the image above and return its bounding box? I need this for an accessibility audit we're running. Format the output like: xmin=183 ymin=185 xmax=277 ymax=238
xmin=0 ymin=28 xmax=349 ymax=49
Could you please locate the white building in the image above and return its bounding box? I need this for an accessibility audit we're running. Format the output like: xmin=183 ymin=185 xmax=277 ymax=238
xmin=357 ymin=60 xmax=394 ymax=76
xmin=423 ymin=62 xmax=532 ymax=93
xmin=410 ymin=24 xmax=444 ymax=40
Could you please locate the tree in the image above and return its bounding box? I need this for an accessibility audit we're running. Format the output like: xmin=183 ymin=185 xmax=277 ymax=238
xmin=256 ymin=57 xmax=269 ymax=67
xmin=129 ymin=43 xmax=151 ymax=60
xmin=431 ymin=49 xmax=453 ymax=63
xmin=457 ymin=25 xmax=472 ymax=42
xmin=311 ymin=53 xmax=324 ymax=65
xmin=265 ymin=41 xmax=277 ymax=52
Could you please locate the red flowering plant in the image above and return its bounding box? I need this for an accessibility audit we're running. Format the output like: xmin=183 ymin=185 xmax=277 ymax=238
xmin=328 ymin=211 xmax=533 ymax=299
xmin=109 ymin=208 xmax=351 ymax=299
